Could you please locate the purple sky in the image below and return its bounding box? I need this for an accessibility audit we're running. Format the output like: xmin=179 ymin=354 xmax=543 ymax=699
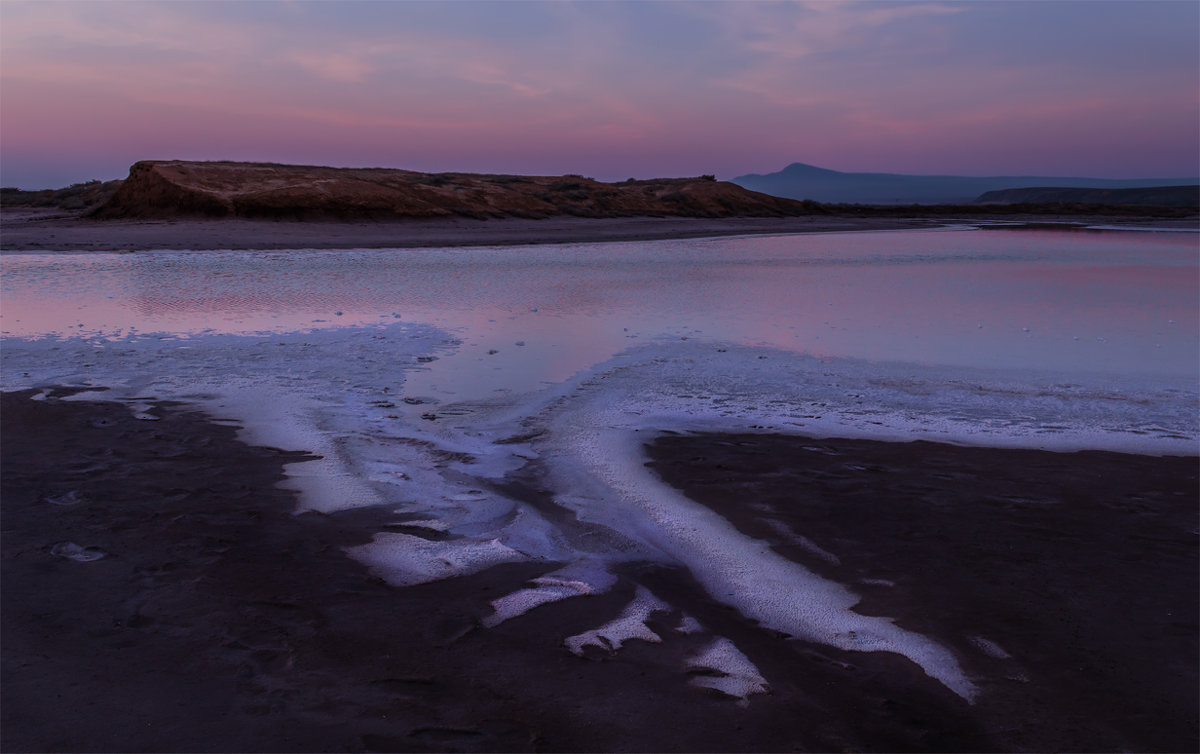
xmin=2 ymin=0 xmax=1197 ymax=189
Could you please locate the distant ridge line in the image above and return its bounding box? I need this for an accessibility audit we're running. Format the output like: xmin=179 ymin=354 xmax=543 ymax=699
xmin=4 ymin=160 xmax=1195 ymax=218
xmin=733 ymin=162 xmax=1199 ymax=205
xmin=977 ymin=185 xmax=1199 ymax=208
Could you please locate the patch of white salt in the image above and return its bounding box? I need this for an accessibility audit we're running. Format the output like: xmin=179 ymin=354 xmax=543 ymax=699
xmin=686 ymin=637 xmax=770 ymax=705
xmin=483 ymin=560 xmax=617 ymax=628
xmin=564 ymin=586 xmax=670 ymax=655
xmin=676 ymin=615 xmax=705 ymax=635
xmin=345 ymin=533 xmax=526 ymax=587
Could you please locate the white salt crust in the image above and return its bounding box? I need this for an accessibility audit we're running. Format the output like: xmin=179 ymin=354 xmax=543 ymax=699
xmin=676 ymin=615 xmax=705 ymax=635
xmin=483 ymin=560 xmax=617 ymax=628
xmin=4 ymin=327 xmax=1196 ymax=702
xmin=564 ymin=586 xmax=670 ymax=655
xmin=347 ymin=533 xmax=525 ymax=588
xmin=686 ymin=637 xmax=772 ymax=705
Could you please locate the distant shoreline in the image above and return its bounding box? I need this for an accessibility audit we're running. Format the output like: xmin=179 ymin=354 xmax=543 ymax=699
xmin=3 ymin=209 xmax=1196 ymax=252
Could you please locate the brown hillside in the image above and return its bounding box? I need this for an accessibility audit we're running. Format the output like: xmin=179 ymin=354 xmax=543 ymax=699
xmin=1 ymin=180 xmax=123 ymax=212
xmin=92 ymin=161 xmax=819 ymax=220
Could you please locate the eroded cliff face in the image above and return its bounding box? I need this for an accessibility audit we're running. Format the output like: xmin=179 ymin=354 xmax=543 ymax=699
xmin=91 ymin=161 xmax=819 ymax=220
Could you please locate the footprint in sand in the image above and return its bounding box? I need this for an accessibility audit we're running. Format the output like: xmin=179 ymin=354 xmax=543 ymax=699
xmin=50 ymin=541 xmax=108 ymax=562
xmin=43 ymin=490 xmax=86 ymax=506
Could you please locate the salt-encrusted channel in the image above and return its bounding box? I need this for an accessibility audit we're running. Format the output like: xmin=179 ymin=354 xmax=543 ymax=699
xmin=5 ymin=321 xmax=1195 ymax=702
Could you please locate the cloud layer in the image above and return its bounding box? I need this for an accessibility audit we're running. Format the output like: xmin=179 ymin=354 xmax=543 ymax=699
xmin=2 ymin=1 xmax=1196 ymax=188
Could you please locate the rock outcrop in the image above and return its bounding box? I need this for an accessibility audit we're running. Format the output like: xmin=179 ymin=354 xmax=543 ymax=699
xmin=92 ymin=161 xmax=818 ymax=220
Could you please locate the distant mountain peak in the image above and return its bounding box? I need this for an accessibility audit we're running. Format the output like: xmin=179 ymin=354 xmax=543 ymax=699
xmin=780 ymin=162 xmax=844 ymax=177
xmin=732 ymin=162 xmax=1199 ymax=205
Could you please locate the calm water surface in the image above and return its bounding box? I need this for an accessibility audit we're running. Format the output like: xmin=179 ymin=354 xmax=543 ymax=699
xmin=3 ymin=228 xmax=1196 ymax=401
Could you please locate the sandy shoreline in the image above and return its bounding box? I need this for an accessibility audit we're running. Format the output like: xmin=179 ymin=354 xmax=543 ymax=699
xmin=0 ymin=210 xmax=936 ymax=251
xmin=3 ymin=208 xmax=1196 ymax=252
xmin=3 ymin=389 xmax=1196 ymax=752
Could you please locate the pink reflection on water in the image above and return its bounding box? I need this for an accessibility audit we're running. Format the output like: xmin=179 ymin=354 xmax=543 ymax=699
xmin=3 ymin=230 xmax=1197 ymax=389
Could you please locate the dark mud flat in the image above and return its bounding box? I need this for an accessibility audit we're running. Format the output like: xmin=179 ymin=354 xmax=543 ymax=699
xmin=0 ymin=390 xmax=977 ymax=753
xmin=646 ymin=433 xmax=1200 ymax=753
xmin=3 ymin=388 xmax=1196 ymax=753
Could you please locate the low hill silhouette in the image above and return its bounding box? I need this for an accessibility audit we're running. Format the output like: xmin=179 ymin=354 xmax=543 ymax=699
xmin=0 ymin=180 xmax=123 ymax=212
xmin=89 ymin=161 xmax=816 ymax=221
xmin=734 ymin=162 xmax=1198 ymax=205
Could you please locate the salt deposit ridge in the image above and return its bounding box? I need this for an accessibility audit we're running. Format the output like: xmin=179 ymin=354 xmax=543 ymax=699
xmin=3 ymin=229 xmax=1196 ymax=703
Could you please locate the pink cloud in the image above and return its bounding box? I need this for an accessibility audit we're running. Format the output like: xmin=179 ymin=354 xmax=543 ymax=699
xmin=1 ymin=1 xmax=1195 ymax=187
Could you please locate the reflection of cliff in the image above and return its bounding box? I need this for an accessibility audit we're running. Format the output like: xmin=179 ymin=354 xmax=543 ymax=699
xmin=93 ymin=161 xmax=817 ymax=220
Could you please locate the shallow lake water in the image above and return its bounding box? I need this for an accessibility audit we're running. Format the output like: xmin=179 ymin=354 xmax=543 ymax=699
xmin=3 ymin=228 xmax=1197 ymax=395
xmin=3 ymin=227 xmax=1197 ymax=701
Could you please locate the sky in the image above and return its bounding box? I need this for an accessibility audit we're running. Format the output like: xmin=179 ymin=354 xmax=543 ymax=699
xmin=2 ymin=0 xmax=1197 ymax=189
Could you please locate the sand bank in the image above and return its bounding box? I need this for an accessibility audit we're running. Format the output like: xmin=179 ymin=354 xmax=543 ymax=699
xmin=4 ymin=209 xmax=1194 ymax=252
xmin=0 ymin=210 xmax=939 ymax=251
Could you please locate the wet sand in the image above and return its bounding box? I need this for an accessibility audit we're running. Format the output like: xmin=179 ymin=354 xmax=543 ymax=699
xmin=3 ymin=390 xmax=1197 ymax=752
xmin=3 ymin=209 xmax=1195 ymax=252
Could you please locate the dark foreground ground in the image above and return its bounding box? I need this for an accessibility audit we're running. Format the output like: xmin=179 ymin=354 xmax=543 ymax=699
xmin=2 ymin=389 xmax=1197 ymax=752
